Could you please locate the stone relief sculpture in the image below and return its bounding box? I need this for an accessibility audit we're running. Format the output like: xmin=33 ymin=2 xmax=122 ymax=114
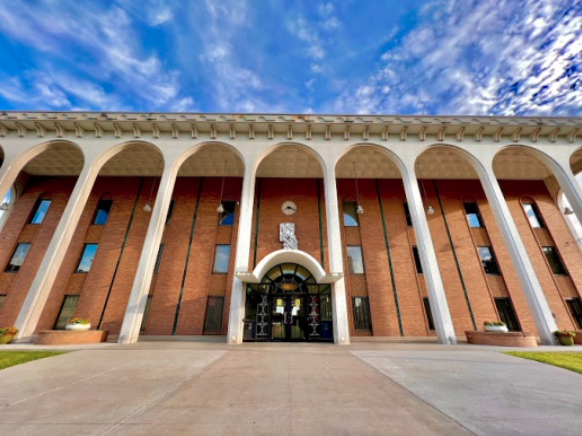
xmin=280 ymin=223 xmax=298 ymax=250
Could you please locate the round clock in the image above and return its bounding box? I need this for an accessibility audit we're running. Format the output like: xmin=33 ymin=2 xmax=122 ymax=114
xmin=281 ymin=201 xmax=297 ymax=216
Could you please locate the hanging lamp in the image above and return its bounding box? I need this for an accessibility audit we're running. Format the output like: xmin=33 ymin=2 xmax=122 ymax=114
xmin=353 ymin=161 xmax=364 ymax=214
xmin=217 ymin=160 xmax=227 ymax=213
xmin=144 ymin=158 xmax=163 ymax=213
xmin=417 ymin=161 xmax=434 ymax=215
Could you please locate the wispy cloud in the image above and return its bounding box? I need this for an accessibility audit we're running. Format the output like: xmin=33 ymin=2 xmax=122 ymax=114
xmin=335 ymin=0 xmax=582 ymax=116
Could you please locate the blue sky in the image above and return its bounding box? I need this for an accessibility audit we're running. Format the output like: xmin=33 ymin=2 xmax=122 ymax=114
xmin=0 ymin=0 xmax=581 ymax=115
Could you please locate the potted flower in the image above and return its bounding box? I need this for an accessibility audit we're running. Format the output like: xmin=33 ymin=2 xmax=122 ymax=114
xmin=65 ymin=318 xmax=91 ymax=332
xmin=554 ymin=330 xmax=576 ymax=346
xmin=0 ymin=326 xmax=19 ymax=344
xmin=484 ymin=321 xmax=508 ymax=333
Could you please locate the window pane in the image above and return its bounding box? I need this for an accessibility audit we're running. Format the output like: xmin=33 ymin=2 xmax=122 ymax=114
xmin=412 ymin=246 xmax=422 ymax=274
xmin=542 ymin=246 xmax=567 ymax=275
xmin=566 ymin=298 xmax=582 ymax=330
xmin=203 ymin=296 xmax=225 ymax=333
xmin=494 ymin=298 xmax=521 ymax=331
xmin=353 ymin=297 xmax=372 ymax=331
xmin=93 ymin=199 xmax=113 ymax=225
xmin=423 ymin=297 xmax=435 ymax=330
xmin=140 ymin=295 xmax=153 ymax=332
xmin=478 ymin=246 xmax=500 ymax=275
xmin=165 ymin=200 xmax=175 ymax=226
xmin=213 ymin=245 xmax=231 ymax=273
xmin=76 ymin=244 xmax=98 ymax=273
xmin=347 ymin=246 xmax=364 ymax=274
xmin=219 ymin=201 xmax=236 ymax=226
xmin=0 ymin=294 xmax=6 ymax=311
xmin=463 ymin=203 xmax=483 ymax=228
xmin=5 ymin=243 xmax=31 ymax=272
xmin=154 ymin=244 xmax=165 ymax=273
xmin=53 ymin=295 xmax=80 ymax=330
xmin=343 ymin=201 xmax=359 ymax=227
xmin=30 ymin=199 xmax=52 ymax=224
xmin=523 ymin=203 xmax=544 ymax=228
xmin=403 ymin=202 xmax=412 ymax=227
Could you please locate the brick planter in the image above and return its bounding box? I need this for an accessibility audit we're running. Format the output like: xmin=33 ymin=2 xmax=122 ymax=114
xmin=35 ymin=330 xmax=109 ymax=346
xmin=574 ymin=332 xmax=582 ymax=345
xmin=465 ymin=331 xmax=538 ymax=347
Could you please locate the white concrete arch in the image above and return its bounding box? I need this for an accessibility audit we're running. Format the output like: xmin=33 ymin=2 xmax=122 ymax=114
xmin=254 ymin=141 xmax=327 ymax=177
xmin=175 ymin=141 xmax=246 ymax=177
xmin=239 ymin=249 xmax=341 ymax=284
xmin=334 ymin=142 xmax=406 ymax=179
xmin=569 ymin=146 xmax=582 ymax=175
xmin=95 ymin=140 xmax=165 ymax=176
xmin=415 ymin=143 xmax=558 ymax=344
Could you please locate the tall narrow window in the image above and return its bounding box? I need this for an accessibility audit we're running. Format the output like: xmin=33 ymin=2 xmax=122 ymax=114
xmin=494 ymin=298 xmax=521 ymax=331
xmin=0 ymin=294 xmax=6 ymax=311
xmin=423 ymin=297 xmax=435 ymax=331
xmin=213 ymin=245 xmax=231 ymax=273
xmin=154 ymin=244 xmax=165 ymax=273
xmin=403 ymin=202 xmax=412 ymax=227
xmin=478 ymin=246 xmax=501 ymax=275
xmin=523 ymin=202 xmax=545 ymax=228
xmin=352 ymin=297 xmax=372 ymax=332
xmin=343 ymin=201 xmax=359 ymax=227
xmin=347 ymin=246 xmax=364 ymax=274
xmin=140 ymin=295 xmax=153 ymax=332
xmin=165 ymin=200 xmax=175 ymax=226
xmin=93 ymin=199 xmax=113 ymax=225
xmin=53 ymin=295 xmax=80 ymax=330
xmin=542 ymin=246 xmax=567 ymax=275
xmin=5 ymin=243 xmax=31 ymax=272
xmin=203 ymin=296 xmax=225 ymax=334
xmin=30 ymin=199 xmax=52 ymax=224
xmin=464 ymin=202 xmax=484 ymax=228
xmin=76 ymin=244 xmax=98 ymax=273
xmin=566 ymin=298 xmax=582 ymax=329
xmin=219 ymin=201 xmax=236 ymax=226
xmin=412 ymin=246 xmax=423 ymax=274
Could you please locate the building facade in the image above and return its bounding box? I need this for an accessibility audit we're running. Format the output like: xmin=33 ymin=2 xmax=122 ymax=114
xmin=0 ymin=112 xmax=582 ymax=345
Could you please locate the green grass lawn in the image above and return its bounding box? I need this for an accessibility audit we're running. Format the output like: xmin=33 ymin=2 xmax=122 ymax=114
xmin=0 ymin=351 xmax=66 ymax=371
xmin=505 ymin=352 xmax=582 ymax=375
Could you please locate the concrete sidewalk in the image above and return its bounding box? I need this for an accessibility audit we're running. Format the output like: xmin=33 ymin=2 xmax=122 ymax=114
xmin=0 ymin=342 xmax=580 ymax=435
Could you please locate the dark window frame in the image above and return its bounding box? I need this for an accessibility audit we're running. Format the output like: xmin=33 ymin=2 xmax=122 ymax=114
xmin=343 ymin=201 xmax=360 ymax=227
xmin=92 ymin=199 xmax=113 ymax=225
xmin=412 ymin=246 xmax=423 ymax=274
xmin=154 ymin=244 xmax=165 ymax=273
xmin=29 ymin=199 xmax=52 ymax=224
xmin=494 ymin=297 xmax=521 ymax=332
xmin=403 ymin=202 xmax=412 ymax=227
xmin=165 ymin=200 xmax=176 ymax=226
xmin=203 ymin=296 xmax=225 ymax=334
xmin=523 ymin=202 xmax=545 ymax=228
xmin=213 ymin=244 xmax=232 ymax=274
xmin=477 ymin=246 xmax=501 ymax=275
xmin=5 ymin=243 xmax=31 ymax=273
xmin=53 ymin=295 xmax=80 ymax=330
xmin=352 ymin=297 xmax=372 ymax=332
xmin=219 ymin=201 xmax=236 ymax=226
xmin=566 ymin=298 xmax=582 ymax=330
xmin=542 ymin=246 xmax=567 ymax=275
xmin=140 ymin=295 xmax=153 ymax=332
xmin=423 ymin=297 xmax=435 ymax=331
xmin=75 ymin=243 xmax=99 ymax=273
xmin=347 ymin=245 xmax=365 ymax=275
xmin=463 ymin=202 xmax=484 ymax=228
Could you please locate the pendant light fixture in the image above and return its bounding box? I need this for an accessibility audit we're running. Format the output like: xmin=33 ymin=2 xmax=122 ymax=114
xmin=564 ymin=206 xmax=574 ymax=215
xmin=353 ymin=161 xmax=364 ymax=214
xmin=144 ymin=158 xmax=163 ymax=213
xmin=217 ymin=160 xmax=227 ymax=214
xmin=416 ymin=161 xmax=434 ymax=215
xmin=0 ymin=202 xmax=9 ymax=211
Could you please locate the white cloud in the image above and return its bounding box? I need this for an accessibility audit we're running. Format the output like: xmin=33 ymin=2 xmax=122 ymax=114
xmin=335 ymin=0 xmax=582 ymax=116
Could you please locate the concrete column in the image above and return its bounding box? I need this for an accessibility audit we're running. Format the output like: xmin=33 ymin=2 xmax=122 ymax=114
xmin=478 ymin=162 xmax=557 ymax=344
xmin=227 ymin=165 xmax=256 ymax=344
xmin=14 ymin=161 xmax=101 ymax=341
xmin=118 ymin=165 xmax=178 ymax=344
xmin=551 ymin=156 xmax=582 ymax=230
xmin=323 ymin=165 xmax=350 ymax=345
xmin=401 ymin=163 xmax=457 ymax=345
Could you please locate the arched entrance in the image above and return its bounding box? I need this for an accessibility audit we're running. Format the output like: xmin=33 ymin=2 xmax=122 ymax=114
xmin=244 ymin=263 xmax=333 ymax=342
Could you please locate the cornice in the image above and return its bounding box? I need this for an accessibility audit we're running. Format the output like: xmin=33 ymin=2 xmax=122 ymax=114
xmin=0 ymin=111 xmax=580 ymax=144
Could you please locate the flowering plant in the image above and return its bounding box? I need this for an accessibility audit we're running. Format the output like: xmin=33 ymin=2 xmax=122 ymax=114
xmin=554 ymin=330 xmax=576 ymax=338
xmin=484 ymin=321 xmax=506 ymax=326
xmin=68 ymin=318 xmax=90 ymax=325
xmin=0 ymin=326 xmax=19 ymax=335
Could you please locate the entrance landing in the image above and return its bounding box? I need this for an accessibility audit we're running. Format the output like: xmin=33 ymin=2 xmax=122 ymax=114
xmin=1 ymin=342 xmax=581 ymax=435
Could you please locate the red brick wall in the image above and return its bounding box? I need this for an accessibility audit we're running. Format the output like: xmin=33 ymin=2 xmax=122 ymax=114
xmin=1 ymin=175 xmax=581 ymax=339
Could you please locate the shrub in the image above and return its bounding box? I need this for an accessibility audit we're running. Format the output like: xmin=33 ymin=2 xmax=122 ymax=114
xmin=0 ymin=326 xmax=19 ymax=335
xmin=554 ymin=330 xmax=576 ymax=338
xmin=68 ymin=318 xmax=90 ymax=325
xmin=484 ymin=321 xmax=506 ymax=326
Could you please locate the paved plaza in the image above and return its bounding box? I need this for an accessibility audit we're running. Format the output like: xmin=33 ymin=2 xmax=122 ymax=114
xmin=0 ymin=341 xmax=581 ymax=435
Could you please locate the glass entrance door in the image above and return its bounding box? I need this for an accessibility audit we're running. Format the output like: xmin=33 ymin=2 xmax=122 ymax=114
xmin=271 ymin=296 xmax=306 ymax=341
